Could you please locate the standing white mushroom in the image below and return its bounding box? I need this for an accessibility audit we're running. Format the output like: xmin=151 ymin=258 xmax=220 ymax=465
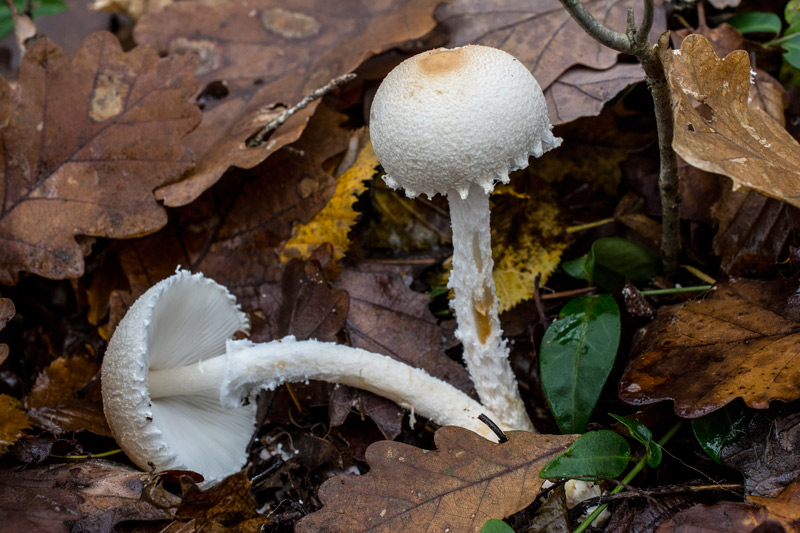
xmin=101 ymin=270 xmax=505 ymax=485
xmin=369 ymin=45 xmax=561 ymax=431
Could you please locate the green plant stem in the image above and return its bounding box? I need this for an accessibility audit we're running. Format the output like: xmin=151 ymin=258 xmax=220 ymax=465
xmin=640 ymin=285 xmax=712 ymax=296
xmin=558 ymin=0 xmax=681 ymax=276
xmin=566 ymin=218 xmax=615 ymax=233
xmin=50 ymin=448 xmax=124 ymax=459
xmin=573 ymin=421 xmax=683 ymax=533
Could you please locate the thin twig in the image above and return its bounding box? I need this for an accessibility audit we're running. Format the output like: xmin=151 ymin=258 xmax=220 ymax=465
xmin=558 ymin=0 xmax=680 ymax=276
xmin=246 ymin=73 xmax=356 ymax=148
xmin=478 ymin=413 xmax=509 ymax=443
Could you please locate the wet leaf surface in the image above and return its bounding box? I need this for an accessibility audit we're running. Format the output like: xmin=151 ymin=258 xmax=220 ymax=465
xmin=620 ymin=278 xmax=800 ymax=418
xmin=296 ymin=427 xmax=576 ymax=532
xmin=0 ymin=393 xmax=31 ymax=454
xmin=721 ymin=405 xmax=800 ymax=498
xmin=135 ymin=0 xmax=439 ymax=207
xmin=0 ymin=32 xmax=200 ymax=284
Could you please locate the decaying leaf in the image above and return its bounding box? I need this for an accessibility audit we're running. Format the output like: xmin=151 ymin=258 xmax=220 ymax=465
xmin=0 ymin=460 xmax=169 ymax=532
xmin=436 ymin=0 xmax=666 ymax=124
xmin=721 ymin=406 xmax=800 ymax=498
xmin=747 ymin=482 xmax=800 ymax=531
xmin=175 ymin=472 xmax=266 ymax=532
xmin=135 ymin=0 xmax=439 ymax=207
xmin=296 ymin=426 xmax=577 ymax=532
xmin=111 ymin=104 xmax=353 ymax=341
xmin=492 ymin=187 xmax=568 ymax=313
xmin=0 ymin=32 xmax=200 ymax=284
xmin=0 ymin=394 xmax=31 ymax=454
xmin=25 ymin=356 xmax=111 ymax=437
xmin=0 ymin=297 xmax=14 ymax=364
xmin=281 ymin=136 xmax=378 ymax=265
xmin=660 ymin=34 xmax=800 ymax=210
xmin=620 ymin=277 xmax=800 ymax=418
xmin=655 ymin=501 xmax=775 ymax=533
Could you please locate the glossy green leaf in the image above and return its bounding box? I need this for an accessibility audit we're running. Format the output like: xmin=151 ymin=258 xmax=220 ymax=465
xmin=562 ymin=253 xmax=593 ymax=282
xmin=782 ymin=35 xmax=800 ymax=69
xmin=563 ymin=238 xmax=659 ymax=290
xmin=540 ymin=430 xmax=631 ymax=479
xmin=481 ymin=519 xmax=515 ymax=533
xmin=540 ymin=295 xmax=621 ymax=434
xmin=725 ymin=12 xmax=782 ymax=35
xmin=691 ymin=401 xmax=753 ymax=464
xmin=609 ymin=414 xmax=662 ymax=467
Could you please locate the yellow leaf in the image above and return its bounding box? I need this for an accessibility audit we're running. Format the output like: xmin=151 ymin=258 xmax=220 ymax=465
xmin=492 ymin=190 xmax=569 ymax=313
xmin=0 ymin=394 xmax=31 ymax=454
xmin=281 ymin=136 xmax=378 ymax=264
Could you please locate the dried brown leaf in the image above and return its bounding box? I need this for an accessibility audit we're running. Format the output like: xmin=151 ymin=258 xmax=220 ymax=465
xmin=619 ymin=278 xmax=800 ymax=418
xmin=134 ymin=0 xmax=439 ymax=207
xmin=721 ymin=407 xmax=800 ymax=498
xmin=176 ymin=472 xmax=266 ymax=532
xmin=436 ymin=0 xmax=666 ymax=124
xmin=0 ymin=460 xmax=169 ymax=532
xmin=110 ymin=104 xmax=352 ymax=341
xmin=0 ymin=297 xmax=14 ymax=365
xmin=25 ymin=356 xmax=111 ymax=437
xmin=296 ymin=426 xmax=577 ymax=533
xmin=655 ymin=501 xmax=774 ymax=533
xmin=0 ymin=32 xmax=200 ymax=284
xmin=660 ymin=34 xmax=800 ymax=210
xmin=748 ymin=482 xmax=800 ymax=532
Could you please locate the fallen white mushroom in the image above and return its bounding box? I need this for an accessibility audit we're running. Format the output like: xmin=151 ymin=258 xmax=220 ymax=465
xmin=369 ymin=45 xmax=561 ymax=431
xmin=101 ymin=270 xmax=505 ymax=485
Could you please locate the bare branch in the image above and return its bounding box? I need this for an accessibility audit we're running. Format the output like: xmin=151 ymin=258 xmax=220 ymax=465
xmin=558 ymin=0 xmax=631 ymax=53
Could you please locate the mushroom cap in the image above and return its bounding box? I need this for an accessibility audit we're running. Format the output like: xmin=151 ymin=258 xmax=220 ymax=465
xmin=369 ymin=45 xmax=561 ymax=199
xmin=101 ymin=270 xmax=255 ymax=485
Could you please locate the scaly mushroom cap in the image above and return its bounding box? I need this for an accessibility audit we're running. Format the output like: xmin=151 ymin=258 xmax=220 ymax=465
xmin=369 ymin=45 xmax=561 ymax=199
xmin=101 ymin=270 xmax=255 ymax=485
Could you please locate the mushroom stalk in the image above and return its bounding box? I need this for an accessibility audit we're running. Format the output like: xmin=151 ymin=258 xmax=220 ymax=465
xmin=447 ymin=182 xmax=532 ymax=431
xmin=148 ymin=336 xmax=501 ymax=439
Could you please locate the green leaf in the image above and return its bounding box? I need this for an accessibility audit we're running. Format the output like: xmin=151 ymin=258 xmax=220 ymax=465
xmin=785 ymin=0 xmax=800 ymax=28
xmin=691 ymin=401 xmax=753 ymax=464
xmin=562 ymin=253 xmax=594 ymax=282
xmin=782 ymin=35 xmax=800 ymax=69
xmin=540 ymin=295 xmax=621 ymax=434
xmin=591 ymin=237 xmax=659 ymax=284
xmin=540 ymin=430 xmax=631 ymax=479
xmin=481 ymin=519 xmax=515 ymax=533
xmin=725 ymin=12 xmax=782 ymax=35
xmin=609 ymin=414 xmax=662 ymax=467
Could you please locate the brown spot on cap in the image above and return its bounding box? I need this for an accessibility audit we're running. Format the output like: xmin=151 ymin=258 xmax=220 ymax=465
xmin=417 ymin=48 xmax=467 ymax=77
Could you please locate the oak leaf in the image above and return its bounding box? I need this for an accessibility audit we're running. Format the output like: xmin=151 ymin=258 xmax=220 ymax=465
xmin=436 ymin=0 xmax=666 ymax=124
xmin=25 ymin=355 xmax=111 ymax=437
xmin=655 ymin=501 xmax=777 ymax=533
xmin=747 ymin=482 xmax=800 ymax=531
xmin=134 ymin=0 xmax=439 ymax=207
xmin=296 ymin=426 xmax=577 ymax=533
xmin=0 ymin=32 xmax=200 ymax=284
xmin=659 ymin=34 xmax=800 ymax=210
xmin=109 ymin=104 xmax=353 ymax=341
xmin=0 ymin=460 xmax=169 ymax=531
xmin=619 ymin=278 xmax=800 ymax=418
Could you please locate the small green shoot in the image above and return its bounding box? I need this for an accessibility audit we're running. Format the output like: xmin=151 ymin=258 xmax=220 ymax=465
xmin=481 ymin=519 xmax=515 ymax=533
xmin=563 ymin=237 xmax=659 ymax=290
xmin=609 ymin=414 xmax=662 ymax=468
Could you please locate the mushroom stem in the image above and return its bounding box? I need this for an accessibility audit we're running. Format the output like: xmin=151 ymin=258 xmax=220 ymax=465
xmin=447 ymin=182 xmax=533 ymax=431
xmin=148 ymin=335 xmax=505 ymax=440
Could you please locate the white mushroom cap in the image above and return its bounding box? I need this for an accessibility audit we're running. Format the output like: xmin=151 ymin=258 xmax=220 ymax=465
xmin=369 ymin=45 xmax=561 ymax=199
xmin=101 ymin=270 xmax=255 ymax=485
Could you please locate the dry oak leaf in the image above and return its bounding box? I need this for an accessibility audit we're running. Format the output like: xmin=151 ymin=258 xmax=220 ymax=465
xmin=0 ymin=459 xmax=169 ymax=532
xmin=659 ymin=34 xmax=800 ymax=210
xmin=0 ymin=394 xmax=31 ymax=454
xmin=296 ymin=426 xmax=577 ymax=533
xmin=619 ymin=277 xmax=800 ymax=418
xmin=134 ymin=0 xmax=439 ymax=207
xmin=0 ymin=32 xmax=200 ymax=284
xmin=748 ymin=482 xmax=800 ymax=532
xmin=655 ymin=501 xmax=781 ymax=533
xmin=436 ymin=0 xmax=666 ymax=125
xmin=109 ymin=104 xmax=353 ymax=342
xmin=25 ymin=355 xmax=111 ymax=437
